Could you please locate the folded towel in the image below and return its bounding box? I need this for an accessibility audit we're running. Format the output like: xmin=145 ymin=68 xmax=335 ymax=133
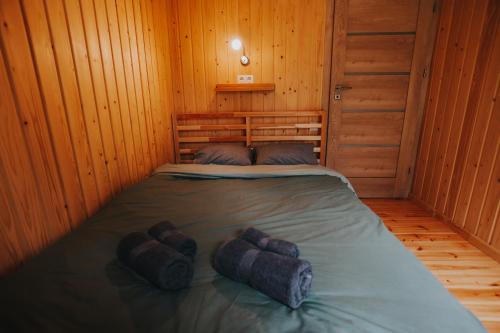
xmin=117 ymin=232 xmax=193 ymax=290
xmin=240 ymin=227 xmax=300 ymax=258
xmin=213 ymin=238 xmax=312 ymax=309
xmin=148 ymin=221 xmax=197 ymax=259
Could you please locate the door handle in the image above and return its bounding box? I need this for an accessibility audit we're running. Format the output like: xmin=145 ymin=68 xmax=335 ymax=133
xmin=334 ymin=84 xmax=352 ymax=100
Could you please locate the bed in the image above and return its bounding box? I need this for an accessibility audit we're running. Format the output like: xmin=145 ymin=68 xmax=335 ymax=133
xmin=0 ymin=163 xmax=486 ymax=332
xmin=0 ymin=112 xmax=486 ymax=332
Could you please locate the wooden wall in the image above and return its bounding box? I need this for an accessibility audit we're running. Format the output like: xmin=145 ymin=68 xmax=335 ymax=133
xmin=412 ymin=0 xmax=500 ymax=258
xmin=0 ymin=0 xmax=174 ymax=275
xmin=3 ymin=0 xmax=494 ymax=274
xmin=162 ymin=0 xmax=331 ymax=114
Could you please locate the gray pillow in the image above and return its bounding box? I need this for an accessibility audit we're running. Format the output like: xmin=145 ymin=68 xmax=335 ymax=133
xmin=194 ymin=144 xmax=252 ymax=165
xmin=255 ymin=143 xmax=318 ymax=165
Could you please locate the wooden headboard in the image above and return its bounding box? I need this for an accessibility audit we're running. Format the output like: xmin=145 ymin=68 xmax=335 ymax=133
xmin=173 ymin=111 xmax=327 ymax=165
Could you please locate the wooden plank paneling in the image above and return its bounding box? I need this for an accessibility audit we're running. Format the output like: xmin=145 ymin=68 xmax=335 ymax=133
xmin=133 ymin=0 xmax=158 ymax=170
xmin=1 ymin=0 xmax=485 ymax=275
xmin=347 ymin=0 xmax=419 ymax=33
xmin=0 ymin=48 xmax=48 ymax=270
xmin=173 ymin=111 xmax=326 ymax=163
xmin=345 ymin=35 xmax=415 ymax=73
xmin=80 ymin=0 xmax=122 ymax=195
xmin=0 ymin=176 xmax=26 ymax=275
xmin=350 ymin=178 xmax=395 ymax=198
xmin=420 ymin=0 xmax=471 ymax=206
xmin=434 ymin=0 xmax=488 ymax=212
xmin=0 ymin=0 xmax=69 ymax=238
xmin=22 ymin=0 xmax=87 ymax=225
xmin=161 ymin=0 xmax=333 ymax=167
xmin=342 ymin=75 xmax=410 ymax=110
xmin=164 ymin=0 xmax=328 ymax=114
xmin=45 ymin=0 xmax=101 ymax=215
xmin=393 ymin=0 xmax=441 ymax=197
xmin=0 ymin=0 xmax=174 ymax=275
xmin=65 ymin=0 xmax=113 ymax=203
xmin=335 ymin=146 xmax=399 ymax=178
xmin=105 ymin=0 xmax=139 ymax=182
xmin=124 ymin=0 xmax=153 ymax=174
xmin=339 ymin=112 xmax=404 ymax=145
xmin=146 ymin=0 xmax=173 ymax=164
xmin=94 ymin=0 xmax=132 ymax=187
xmin=326 ymin=0 xmax=437 ymax=198
xmin=412 ymin=0 xmax=500 ymax=260
xmin=412 ymin=0 xmax=456 ymax=200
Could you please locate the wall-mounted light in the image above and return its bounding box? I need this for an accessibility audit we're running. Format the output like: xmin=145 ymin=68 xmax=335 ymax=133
xmin=230 ymin=38 xmax=249 ymax=66
xmin=231 ymin=38 xmax=242 ymax=51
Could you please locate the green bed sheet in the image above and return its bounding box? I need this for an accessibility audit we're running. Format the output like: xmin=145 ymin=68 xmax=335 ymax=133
xmin=0 ymin=169 xmax=486 ymax=332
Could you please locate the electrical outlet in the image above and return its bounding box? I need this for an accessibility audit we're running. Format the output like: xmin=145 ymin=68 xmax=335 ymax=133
xmin=237 ymin=75 xmax=254 ymax=83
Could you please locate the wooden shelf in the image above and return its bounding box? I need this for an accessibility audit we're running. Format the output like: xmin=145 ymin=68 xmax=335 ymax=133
xmin=215 ymin=83 xmax=275 ymax=92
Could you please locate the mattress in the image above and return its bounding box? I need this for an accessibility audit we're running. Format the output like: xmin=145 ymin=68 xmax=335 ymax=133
xmin=0 ymin=165 xmax=486 ymax=332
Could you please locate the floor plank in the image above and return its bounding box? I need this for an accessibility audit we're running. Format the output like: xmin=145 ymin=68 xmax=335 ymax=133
xmin=364 ymin=199 xmax=500 ymax=333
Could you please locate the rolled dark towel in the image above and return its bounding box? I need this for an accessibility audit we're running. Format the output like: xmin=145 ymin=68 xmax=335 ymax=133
xmin=213 ymin=238 xmax=312 ymax=309
xmin=117 ymin=232 xmax=194 ymax=290
xmin=148 ymin=221 xmax=197 ymax=259
xmin=240 ymin=227 xmax=300 ymax=258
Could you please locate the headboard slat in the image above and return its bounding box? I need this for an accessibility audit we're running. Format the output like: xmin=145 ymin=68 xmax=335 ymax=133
xmin=173 ymin=111 xmax=327 ymax=165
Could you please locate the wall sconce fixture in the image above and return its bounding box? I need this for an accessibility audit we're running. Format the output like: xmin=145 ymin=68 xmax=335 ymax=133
xmin=230 ymin=38 xmax=249 ymax=66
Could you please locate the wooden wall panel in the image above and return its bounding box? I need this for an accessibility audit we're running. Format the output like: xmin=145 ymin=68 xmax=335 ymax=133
xmin=0 ymin=0 xmax=69 ymax=239
xmin=23 ymin=0 xmax=88 ymax=225
xmin=0 ymin=0 xmax=174 ymax=275
xmin=151 ymin=0 xmax=175 ymax=163
xmin=412 ymin=0 xmax=500 ymax=259
xmin=0 ymin=49 xmax=49 ymax=269
xmin=162 ymin=0 xmax=329 ymax=115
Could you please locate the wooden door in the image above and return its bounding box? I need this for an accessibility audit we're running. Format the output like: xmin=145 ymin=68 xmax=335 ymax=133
xmin=326 ymin=0 xmax=440 ymax=197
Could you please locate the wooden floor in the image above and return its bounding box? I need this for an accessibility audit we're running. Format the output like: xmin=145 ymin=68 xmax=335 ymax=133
xmin=364 ymin=199 xmax=500 ymax=333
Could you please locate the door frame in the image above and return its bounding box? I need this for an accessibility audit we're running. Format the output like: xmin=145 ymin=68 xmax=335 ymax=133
xmin=323 ymin=0 xmax=441 ymax=197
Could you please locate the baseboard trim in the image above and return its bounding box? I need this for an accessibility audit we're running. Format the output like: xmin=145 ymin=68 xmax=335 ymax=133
xmin=445 ymin=223 xmax=500 ymax=263
xmin=410 ymin=196 xmax=500 ymax=263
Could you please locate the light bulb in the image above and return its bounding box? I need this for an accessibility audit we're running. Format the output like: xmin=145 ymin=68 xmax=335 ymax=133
xmin=231 ymin=38 xmax=242 ymax=50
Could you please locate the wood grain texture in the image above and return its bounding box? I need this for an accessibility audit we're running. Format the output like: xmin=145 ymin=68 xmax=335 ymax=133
xmin=393 ymin=0 xmax=441 ymax=197
xmin=174 ymin=111 xmax=326 ymax=164
xmin=326 ymin=0 xmax=348 ymax=170
xmin=159 ymin=0 xmax=436 ymax=198
xmin=0 ymin=0 xmax=69 ymax=242
xmin=339 ymin=112 xmax=404 ymax=145
xmin=349 ymin=178 xmax=395 ymax=198
xmin=163 ymin=0 xmax=329 ymax=115
xmin=345 ymin=34 xmax=415 ymax=73
xmin=0 ymin=0 xmax=174 ymax=275
xmin=342 ymin=75 xmax=410 ymax=110
xmin=327 ymin=0 xmax=438 ymax=198
xmin=348 ymin=0 xmax=419 ymax=33
xmin=214 ymin=83 xmax=275 ymax=92
xmin=365 ymin=199 xmax=500 ymax=332
xmin=335 ymin=146 xmax=399 ymax=178
xmin=412 ymin=0 xmax=500 ymax=263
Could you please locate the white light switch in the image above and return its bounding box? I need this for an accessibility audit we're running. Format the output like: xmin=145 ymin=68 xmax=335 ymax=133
xmin=237 ymin=75 xmax=254 ymax=83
